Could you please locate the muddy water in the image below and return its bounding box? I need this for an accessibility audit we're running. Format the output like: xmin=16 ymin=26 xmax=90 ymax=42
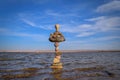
xmin=0 ymin=52 xmax=120 ymax=80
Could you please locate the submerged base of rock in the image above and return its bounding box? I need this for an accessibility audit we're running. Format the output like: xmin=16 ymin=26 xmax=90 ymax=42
xmin=51 ymin=63 xmax=63 ymax=68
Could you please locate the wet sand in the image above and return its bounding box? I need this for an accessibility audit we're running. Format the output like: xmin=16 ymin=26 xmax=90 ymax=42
xmin=0 ymin=52 xmax=120 ymax=80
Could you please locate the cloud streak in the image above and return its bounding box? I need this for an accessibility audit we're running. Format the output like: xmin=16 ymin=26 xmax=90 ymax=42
xmin=21 ymin=18 xmax=36 ymax=27
xmin=87 ymin=16 xmax=120 ymax=31
xmin=18 ymin=1 xmax=120 ymax=40
xmin=96 ymin=0 xmax=120 ymax=13
xmin=94 ymin=36 xmax=120 ymax=41
xmin=45 ymin=10 xmax=80 ymax=17
xmin=59 ymin=16 xmax=120 ymax=37
xmin=19 ymin=12 xmax=120 ymax=39
xmin=76 ymin=32 xmax=95 ymax=37
xmin=0 ymin=27 xmax=47 ymax=42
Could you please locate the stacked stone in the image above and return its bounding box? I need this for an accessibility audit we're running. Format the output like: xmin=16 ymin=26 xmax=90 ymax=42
xmin=53 ymin=42 xmax=61 ymax=64
xmin=49 ymin=24 xmax=65 ymax=68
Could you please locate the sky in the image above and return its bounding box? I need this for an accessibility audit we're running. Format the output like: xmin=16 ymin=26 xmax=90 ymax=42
xmin=0 ymin=0 xmax=120 ymax=51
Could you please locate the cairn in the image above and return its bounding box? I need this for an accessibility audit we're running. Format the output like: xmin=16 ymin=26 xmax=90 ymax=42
xmin=49 ymin=24 xmax=65 ymax=68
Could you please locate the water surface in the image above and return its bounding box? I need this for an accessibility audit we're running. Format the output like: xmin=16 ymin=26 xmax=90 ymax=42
xmin=0 ymin=52 xmax=120 ymax=80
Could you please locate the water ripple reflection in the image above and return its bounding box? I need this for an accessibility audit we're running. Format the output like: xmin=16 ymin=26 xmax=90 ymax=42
xmin=0 ymin=52 xmax=120 ymax=80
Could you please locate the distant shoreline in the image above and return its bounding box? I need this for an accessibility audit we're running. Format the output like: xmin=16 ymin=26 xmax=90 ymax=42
xmin=0 ymin=50 xmax=120 ymax=53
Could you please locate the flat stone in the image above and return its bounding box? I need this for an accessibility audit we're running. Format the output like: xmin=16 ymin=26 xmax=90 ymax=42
xmin=53 ymin=57 xmax=60 ymax=63
xmin=51 ymin=63 xmax=63 ymax=68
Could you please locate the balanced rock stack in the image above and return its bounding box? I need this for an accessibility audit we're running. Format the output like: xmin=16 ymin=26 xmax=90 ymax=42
xmin=49 ymin=24 xmax=65 ymax=68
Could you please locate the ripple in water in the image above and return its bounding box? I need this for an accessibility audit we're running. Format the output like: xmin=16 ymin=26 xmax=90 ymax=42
xmin=0 ymin=52 xmax=120 ymax=80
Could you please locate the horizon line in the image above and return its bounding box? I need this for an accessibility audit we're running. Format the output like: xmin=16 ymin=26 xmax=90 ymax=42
xmin=0 ymin=50 xmax=120 ymax=52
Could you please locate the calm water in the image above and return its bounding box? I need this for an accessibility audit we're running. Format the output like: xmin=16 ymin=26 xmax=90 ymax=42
xmin=0 ymin=52 xmax=120 ymax=80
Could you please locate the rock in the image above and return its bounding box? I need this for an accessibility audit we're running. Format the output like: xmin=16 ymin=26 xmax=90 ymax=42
xmin=49 ymin=31 xmax=65 ymax=42
xmin=53 ymin=57 xmax=60 ymax=64
xmin=49 ymin=36 xmax=65 ymax=42
xmin=51 ymin=63 xmax=63 ymax=68
xmin=56 ymin=52 xmax=62 ymax=56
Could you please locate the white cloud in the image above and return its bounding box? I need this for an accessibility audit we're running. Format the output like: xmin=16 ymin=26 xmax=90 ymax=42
xmin=95 ymin=36 xmax=120 ymax=41
xmin=60 ymin=16 xmax=120 ymax=37
xmin=0 ymin=27 xmax=47 ymax=41
xmin=60 ymin=35 xmax=120 ymax=50
xmin=96 ymin=0 xmax=120 ymax=13
xmin=60 ymin=24 xmax=94 ymax=33
xmin=21 ymin=18 xmax=36 ymax=27
xmin=20 ymin=15 xmax=55 ymax=30
xmin=13 ymin=32 xmax=48 ymax=41
xmin=45 ymin=10 xmax=80 ymax=17
xmin=76 ymin=32 xmax=95 ymax=37
xmin=93 ymin=16 xmax=120 ymax=31
xmin=12 ymin=32 xmax=41 ymax=37
xmin=19 ymin=12 xmax=120 ymax=38
xmin=60 ymin=24 xmax=77 ymax=33
xmin=38 ymin=25 xmax=54 ymax=30
xmin=45 ymin=10 xmax=61 ymax=16
xmin=86 ymin=16 xmax=105 ymax=21
xmin=82 ymin=16 xmax=120 ymax=32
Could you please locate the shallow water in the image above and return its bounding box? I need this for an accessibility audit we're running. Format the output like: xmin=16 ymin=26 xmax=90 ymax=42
xmin=0 ymin=52 xmax=120 ymax=80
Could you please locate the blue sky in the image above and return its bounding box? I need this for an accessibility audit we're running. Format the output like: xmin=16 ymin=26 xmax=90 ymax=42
xmin=0 ymin=0 xmax=120 ymax=51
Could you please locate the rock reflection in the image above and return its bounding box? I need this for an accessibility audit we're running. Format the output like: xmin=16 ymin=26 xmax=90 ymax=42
xmin=52 ymin=68 xmax=63 ymax=80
